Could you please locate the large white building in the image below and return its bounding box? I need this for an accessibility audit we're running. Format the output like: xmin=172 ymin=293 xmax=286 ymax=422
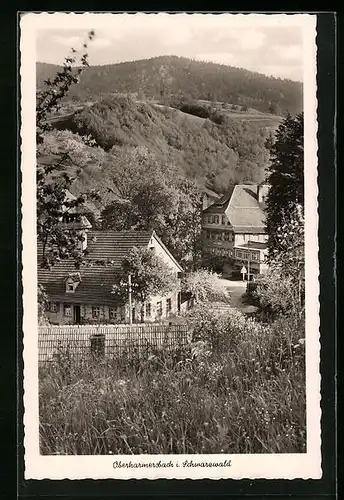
xmin=202 ymin=183 xmax=269 ymax=277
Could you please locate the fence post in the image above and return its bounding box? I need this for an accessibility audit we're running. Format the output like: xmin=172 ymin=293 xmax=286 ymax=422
xmin=90 ymin=333 xmax=105 ymax=358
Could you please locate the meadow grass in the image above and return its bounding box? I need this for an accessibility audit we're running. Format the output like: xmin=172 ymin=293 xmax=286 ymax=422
xmin=39 ymin=307 xmax=306 ymax=455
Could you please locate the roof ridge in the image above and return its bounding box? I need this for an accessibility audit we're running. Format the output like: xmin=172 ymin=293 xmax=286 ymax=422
xmin=230 ymin=206 xmax=262 ymax=209
xmin=90 ymin=229 xmax=153 ymax=235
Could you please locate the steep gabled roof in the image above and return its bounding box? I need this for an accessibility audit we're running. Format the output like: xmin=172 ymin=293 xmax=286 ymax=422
xmin=226 ymin=184 xmax=266 ymax=232
xmin=151 ymin=232 xmax=183 ymax=272
xmin=202 ymin=187 xmax=221 ymax=200
xmin=37 ymin=230 xmax=181 ymax=306
xmin=64 ymin=190 xmax=101 ymax=219
xmin=85 ymin=230 xmax=153 ymax=269
xmin=202 ymin=197 xmax=231 ymax=214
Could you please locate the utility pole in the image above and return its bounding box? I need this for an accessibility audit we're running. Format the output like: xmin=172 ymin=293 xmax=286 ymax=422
xmin=128 ymin=273 xmax=132 ymax=325
xmin=247 ymin=240 xmax=250 ymax=282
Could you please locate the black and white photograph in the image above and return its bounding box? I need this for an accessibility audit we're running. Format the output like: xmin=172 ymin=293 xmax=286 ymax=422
xmin=21 ymin=12 xmax=320 ymax=480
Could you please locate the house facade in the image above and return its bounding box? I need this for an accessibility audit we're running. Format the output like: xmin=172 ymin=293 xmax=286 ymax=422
xmin=38 ymin=229 xmax=183 ymax=325
xmin=233 ymin=241 xmax=269 ymax=277
xmin=201 ymin=183 xmax=269 ymax=277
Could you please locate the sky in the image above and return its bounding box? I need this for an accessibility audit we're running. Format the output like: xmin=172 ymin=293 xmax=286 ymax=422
xmin=36 ymin=14 xmax=304 ymax=82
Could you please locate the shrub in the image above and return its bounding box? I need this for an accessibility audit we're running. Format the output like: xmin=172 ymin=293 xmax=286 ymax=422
xmin=181 ymin=268 xmax=230 ymax=305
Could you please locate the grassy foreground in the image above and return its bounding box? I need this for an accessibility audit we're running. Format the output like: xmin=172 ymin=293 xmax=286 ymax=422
xmin=39 ymin=306 xmax=306 ymax=455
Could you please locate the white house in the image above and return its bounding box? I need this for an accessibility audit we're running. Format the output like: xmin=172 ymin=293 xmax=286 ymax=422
xmin=38 ymin=229 xmax=183 ymax=325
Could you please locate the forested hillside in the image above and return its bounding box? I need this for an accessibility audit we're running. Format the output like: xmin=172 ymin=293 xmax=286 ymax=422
xmin=37 ymin=55 xmax=302 ymax=115
xmin=37 ymin=55 xmax=296 ymax=268
xmin=45 ymin=94 xmax=272 ymax=195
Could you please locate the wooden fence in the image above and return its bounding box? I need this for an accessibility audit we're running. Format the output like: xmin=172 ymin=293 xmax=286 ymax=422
xmin=38 ymin=324 xmax=190 ymax=364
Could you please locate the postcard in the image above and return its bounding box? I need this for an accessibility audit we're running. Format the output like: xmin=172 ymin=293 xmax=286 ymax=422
xmin=21 ymin=11 xmax=320 ymax=480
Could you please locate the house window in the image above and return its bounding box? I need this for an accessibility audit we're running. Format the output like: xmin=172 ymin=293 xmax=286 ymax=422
xmin=221 ymin=215 xmax=226 ymax=225
xmin=224 ymin=232 xmax=230 ymax=241
xmin=49 ymin=302 xmax=58 ymax=313
xmin=66 ymin=281 xmax=74 ymax=292
xmin=166 ymin=298 xmax=172 ymax=314
xmin=214 ymin=215 xmax=219 ymax=224
xmin=64 ymin=304 xmax=72 ymax=317
xmin=92 ymin=306 xmax=100 ymax=319
xmin=146 ymin=303 xmax=151 ymax=318
xmin=156 ymin=301 xmax=162 ymax=317
xmin=109 ymin=307 xmax=119 ymax=320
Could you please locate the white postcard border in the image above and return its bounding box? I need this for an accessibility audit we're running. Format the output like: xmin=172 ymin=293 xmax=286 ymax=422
xmin=21 ymin=12 xmax=321 ymax=480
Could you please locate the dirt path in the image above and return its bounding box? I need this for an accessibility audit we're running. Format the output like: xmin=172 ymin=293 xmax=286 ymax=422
xmin=218 ymin=278 xmax=258 ymax=314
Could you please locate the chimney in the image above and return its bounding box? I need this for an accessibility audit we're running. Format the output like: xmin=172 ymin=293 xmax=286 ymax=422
xmin=79 ymin=229 xmax=88 ymax=251
xmin=257 ymin=184 xmax=269 ymax=204
xmin=76 ymin=215 xmax=92 ymax=251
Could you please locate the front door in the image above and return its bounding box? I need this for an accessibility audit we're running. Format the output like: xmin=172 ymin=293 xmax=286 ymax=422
xmin=73 ymin=305 xmax=81 ymax=324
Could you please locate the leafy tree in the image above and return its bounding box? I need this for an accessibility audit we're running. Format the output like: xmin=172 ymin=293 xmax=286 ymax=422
xmin=182 ymin=268 xmax=230 ymax=304
xmin=111 ymin=247 xmax=179 ymax=321
xmin=101 ymin=200 xmax=137 ymax=231
xmin=36 ymin=30 xmax=99 ymax=269
xmin=161 ymin=179 xmax=203 ymax=269
xmin=101 ymin=177 xmax=202 ymax=269
xmin=253 ymin=204 xmax=304 ymax=318
xmin=107 ymin=145 xmax=165 ymax=200
xmin=265 ymin=112 xmax=304 ymax=256
xmin=268 ymin=102 xmax=281 ymax=116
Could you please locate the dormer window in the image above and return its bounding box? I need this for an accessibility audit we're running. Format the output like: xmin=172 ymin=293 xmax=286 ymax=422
xmin=65 ymin=273 xmax=81 ymax=294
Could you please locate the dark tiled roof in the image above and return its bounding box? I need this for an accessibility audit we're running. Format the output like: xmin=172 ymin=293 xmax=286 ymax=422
xmin=203 ymin=199 xmax=230 ymax=214
xmin=64 ymin=190 xmax=100 ymax=218
xmin=61 ymin=216 xmax=92 ymax=230
xmin=38 ymin=230 xmax=154 ymax=306
xmin=202 ymin=188 xmax=221 ymax=199
xmin=85 ymin=230 xmax=153 ymax=269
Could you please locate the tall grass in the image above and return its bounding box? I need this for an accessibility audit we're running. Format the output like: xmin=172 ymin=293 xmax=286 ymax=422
xmin=39 ymin=306 xmax=306 ymax=455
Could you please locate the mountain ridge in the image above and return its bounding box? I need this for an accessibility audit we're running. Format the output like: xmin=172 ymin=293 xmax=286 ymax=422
xmin=37 ymin=55 xmax=302 ymax=116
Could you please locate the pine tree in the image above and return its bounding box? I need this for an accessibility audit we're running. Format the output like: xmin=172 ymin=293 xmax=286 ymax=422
xmin=265 ymin=112 xmax=304 ymax=255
